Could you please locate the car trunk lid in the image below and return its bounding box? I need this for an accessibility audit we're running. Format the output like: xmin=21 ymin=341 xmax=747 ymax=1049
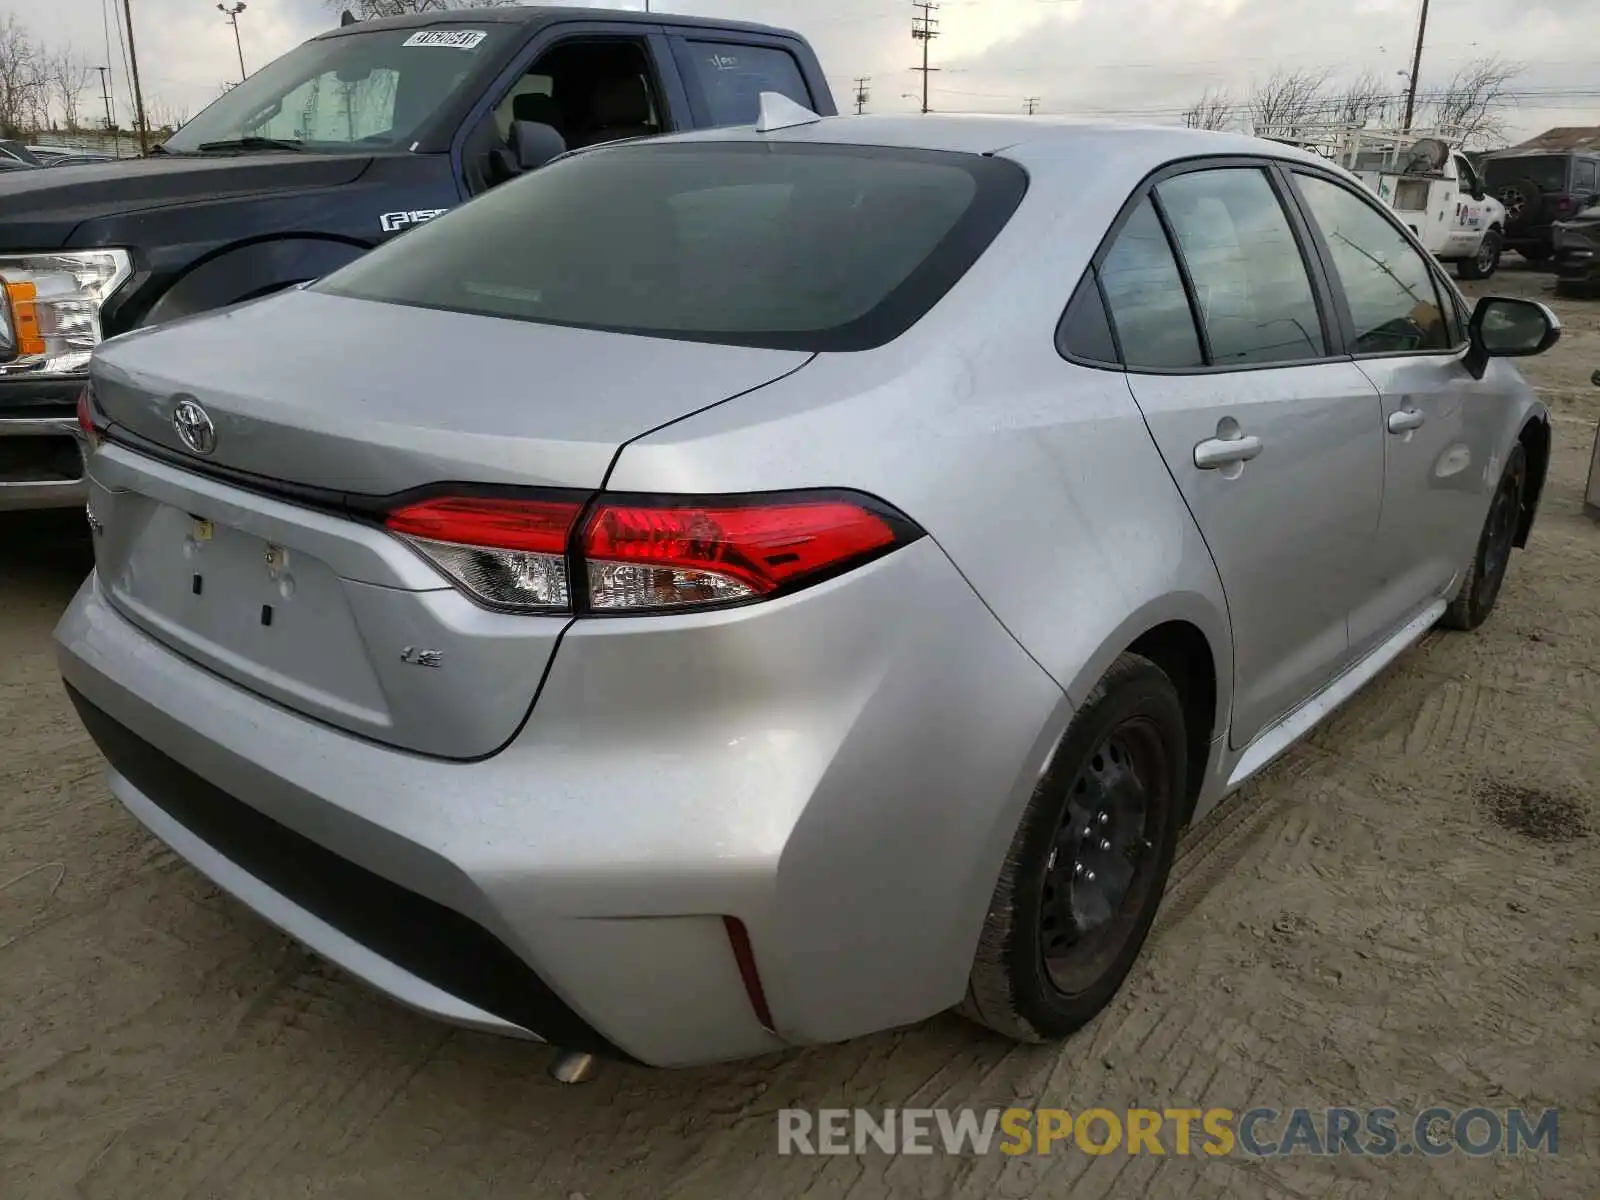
xmin=85 ymin=292 xmax=812 ymax=758
xmin=91 ymin=288 xmax=812 ymax=495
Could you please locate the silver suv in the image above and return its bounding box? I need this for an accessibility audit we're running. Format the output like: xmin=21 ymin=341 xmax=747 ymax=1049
xmin=58 ymin=112 xmax=1557 ymax=1068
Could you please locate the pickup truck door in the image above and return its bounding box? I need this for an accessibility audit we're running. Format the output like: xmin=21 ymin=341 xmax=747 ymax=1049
xmin=454 ymin=23 xmax=690 ymax=196
xmin=1444 ymin=153 xmax=1489 ymax=256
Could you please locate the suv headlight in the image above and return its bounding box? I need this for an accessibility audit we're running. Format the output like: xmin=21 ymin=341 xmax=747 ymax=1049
xmin=0 ymin=249 xmax=133 ymax=378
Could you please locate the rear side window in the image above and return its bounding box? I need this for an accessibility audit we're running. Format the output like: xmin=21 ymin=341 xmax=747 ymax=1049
xmin=1057 ymin=270 xmax=1120 ymax=366
xmin=1484 ymin=155 xmax=1569 ymax=194
xmin=1156 ymin=168 xmax=1325 ymax=365
xmin=683 ymin=42 xmax=810 ymax=126
xmin=1098 ymin=199 xmax=1204 ymax=370
xmin=317 ymin=142 xmax=1027 ymax=352
xmin=1294 ymin=174 xmax=1451 ymax=355
xmin=1575 ymin=159 xmax=1598 ymax=194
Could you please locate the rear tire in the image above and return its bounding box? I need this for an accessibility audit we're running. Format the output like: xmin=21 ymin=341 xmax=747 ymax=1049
xmin=1440 ymin=443 xmax=1527 ymax=632
xmin=1519 ymin=244 xmax=1553 ymax=263
xmin=961 ymin=653 xmax=1186 ymax=1042
xmin=1456 ymin=230 xmax=1502 ymax=280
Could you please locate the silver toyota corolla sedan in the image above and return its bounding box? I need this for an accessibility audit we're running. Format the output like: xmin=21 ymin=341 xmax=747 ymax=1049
xmin=57 ymin=106 xmax=1558 ymax=1069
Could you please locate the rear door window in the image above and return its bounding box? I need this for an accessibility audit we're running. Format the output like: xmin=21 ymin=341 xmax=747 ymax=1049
xmin=680 ymin=41 xmax=811 ymax=126
xmin=1155 ymin=168 xmax=1326 ymax=365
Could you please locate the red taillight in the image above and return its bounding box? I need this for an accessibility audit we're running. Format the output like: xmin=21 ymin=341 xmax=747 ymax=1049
xmin=384 ymin=490 xmax=920 ymax=615
xmin=386 ymin=496 xmax=581 ymax=554
xmin=582 ymin=497 xmax=902 ymax=611
xmin=385 ymin=495 xmax=585 ymax=612
xmin=723 ymin=916 xmax=775 ymax=1032
xmin=1557 ymin=196 xmax=1575 ymax=216
xmin=76 ymin=385 xmax=103 ymax=443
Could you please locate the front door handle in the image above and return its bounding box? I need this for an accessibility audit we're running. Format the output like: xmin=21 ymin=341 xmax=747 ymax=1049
xmin=1388 ymin=408 xmax=1427 ymax=434
xmin=1194 ymin=434 xmax=1264 ymax=470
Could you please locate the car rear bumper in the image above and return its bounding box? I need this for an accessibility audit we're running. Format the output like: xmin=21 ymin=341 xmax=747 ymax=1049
xmin=57 ymin=541 xmax=1068 ymax=1066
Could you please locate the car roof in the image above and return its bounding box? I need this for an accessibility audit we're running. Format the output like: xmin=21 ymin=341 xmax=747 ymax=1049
xmin=647 ymin=113 xmax=1333 ymax=168
xmin=314 ymin=4 xmax=799 ymax=41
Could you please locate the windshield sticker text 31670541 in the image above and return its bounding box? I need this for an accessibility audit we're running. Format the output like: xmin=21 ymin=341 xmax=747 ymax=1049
xmin=380 ymin=208 xmax=448 ymax=233
xmin=402 ymin=30 xmax=486 ymax=50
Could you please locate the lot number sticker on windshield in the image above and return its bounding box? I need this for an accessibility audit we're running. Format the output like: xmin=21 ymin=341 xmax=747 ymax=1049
xmin=403 ymin=30 xmax=486 ymax=50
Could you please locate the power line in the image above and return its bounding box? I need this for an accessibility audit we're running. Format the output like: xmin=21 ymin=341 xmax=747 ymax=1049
xmin=910 ymin=1 xmax=939 ymax=115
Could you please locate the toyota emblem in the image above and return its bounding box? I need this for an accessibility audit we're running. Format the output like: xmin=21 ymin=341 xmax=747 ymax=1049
xmin=172 ymin=398 xmax=217 ymax=456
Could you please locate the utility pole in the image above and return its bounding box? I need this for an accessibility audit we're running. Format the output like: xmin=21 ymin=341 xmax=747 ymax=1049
xmin=910 ymin=1 xmax=938 ymax=114
xmin=1401 ymin=0 xmax=1430 ymax=131
xmin=853 ymin=76 xmax=871 ymax=115
xmin=1024 ymin=96 xmax=1040 ymax=115
xmin=122 ymin=0 xmax=150 ymax=153
xmin=95 ymin=66 xmax=115 ymax=135
xmin=218 ymin=3 xmax=248 ymax=82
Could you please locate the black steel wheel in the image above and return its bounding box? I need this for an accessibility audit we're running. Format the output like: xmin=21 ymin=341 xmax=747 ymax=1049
xmin=1441 ymin=442 xmax=1527 ymax=632
xmin=962 ymin=653 xmax=1187 ymax=1043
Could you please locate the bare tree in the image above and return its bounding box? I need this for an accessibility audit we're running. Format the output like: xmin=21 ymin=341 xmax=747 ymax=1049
xmin=1248 ymin=68 xmax=1333 ymax=140
xmin=1182 ymin=88 xmax=1234 ymax=132
xmin=1424 ymin=56 xmax=1520 ymax=147
xmin=1332 ymin=70 xmax=1393 ymax=129
xmin=42 ymin=43 xmax=90 ymax=131
xmin=146 ymin=98 xmax=191 ymax=132
xmin=0 ymin=15 xmax=42 ymax=138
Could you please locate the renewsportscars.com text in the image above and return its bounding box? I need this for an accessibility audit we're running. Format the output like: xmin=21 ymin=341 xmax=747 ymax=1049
xmin=777 ymin=1106 xmax=1559 ymax=1158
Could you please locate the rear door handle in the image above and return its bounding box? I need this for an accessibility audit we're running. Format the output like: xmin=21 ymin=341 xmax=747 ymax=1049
xmin=1194 ymin=434 xmax=1264 ymax=470
xmin=1388 ymin=408 xmax=1427 ymax=434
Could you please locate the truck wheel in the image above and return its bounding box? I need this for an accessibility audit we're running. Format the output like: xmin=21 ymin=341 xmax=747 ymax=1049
xmin=1519 ymin=244 xmax=1552 ymax=263
xmin=1456 ymin=231 xmax=1502 ymax=280
xmin=960 ymin=653 xmax=1186 ymax=1042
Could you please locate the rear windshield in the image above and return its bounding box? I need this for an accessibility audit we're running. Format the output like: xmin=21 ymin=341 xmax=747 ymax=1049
xmin=316 ymin=141 xmax=1028 ymax=351
xmin=1484 ymin=155 xmax=1570 ymax=193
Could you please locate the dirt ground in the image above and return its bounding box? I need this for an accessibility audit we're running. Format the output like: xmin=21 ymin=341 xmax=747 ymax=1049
xmin=2 ymin=261 xmax=1597 ymax=1199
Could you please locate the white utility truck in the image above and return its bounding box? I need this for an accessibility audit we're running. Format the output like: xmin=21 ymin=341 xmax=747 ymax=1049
xmin=1261 ymin=125 xmax=1506 ymax=280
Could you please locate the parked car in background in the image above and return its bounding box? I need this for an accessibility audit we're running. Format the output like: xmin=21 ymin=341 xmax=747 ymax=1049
xmin=0 ymin=139 xmax=43 ymax=167
xmin=28 ymin=145 xmax=117 ymax=167
xmin=1482 ymin=147 xmax=1600 ymax=262
xmin=0 ymin=5 xmax=834 ymax=513
xmin=1553 ymin=203 xmax=1600 ymax=294
xmin=59 ymin=109 xmax=1557 ymax=1069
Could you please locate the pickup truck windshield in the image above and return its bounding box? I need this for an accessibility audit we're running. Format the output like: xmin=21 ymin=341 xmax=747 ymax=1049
xmin=162 ymin=26 xmax=502 ymax=153
xmin=315 ymin=141 xmax=1027 ymax=351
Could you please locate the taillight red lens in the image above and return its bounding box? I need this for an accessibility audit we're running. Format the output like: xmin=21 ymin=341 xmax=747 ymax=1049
xmin=582 ymin=497 xmax=904 ymax=611
xmin=385 ymin=496 xmax=585 ymax=612
xmin=385 ymin=491 xmax=920 ymax=615
xmin=76 ymin=385 xmax=102 ymax=441
xmin=386 ymin=496 xmax=582 ymax=555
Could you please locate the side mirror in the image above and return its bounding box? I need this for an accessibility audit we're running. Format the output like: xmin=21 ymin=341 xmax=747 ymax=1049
xmin=512 ymin=120 xmax=566 ymax=172
xmin=1464 ymin=296 xmax=1562 ymax=379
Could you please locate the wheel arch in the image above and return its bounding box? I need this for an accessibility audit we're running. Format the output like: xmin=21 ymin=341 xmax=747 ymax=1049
xmin=138 ymin=236 xmax=371 ymax=328
xmin=1127 ymin=620 xmax=1219 ymax=824
xmin=1514 ymin=413 xmax=1552 ymax=548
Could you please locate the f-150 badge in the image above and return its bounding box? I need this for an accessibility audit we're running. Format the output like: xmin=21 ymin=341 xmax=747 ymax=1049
xmin=380 ymin=208 xmax=448 ymax=234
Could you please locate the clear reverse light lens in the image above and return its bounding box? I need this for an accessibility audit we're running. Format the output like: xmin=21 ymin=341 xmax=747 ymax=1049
xmin=0 ymin=250 xmax=133 ymax=377
xmin=403 ymin=536 xmax=570 ymax=611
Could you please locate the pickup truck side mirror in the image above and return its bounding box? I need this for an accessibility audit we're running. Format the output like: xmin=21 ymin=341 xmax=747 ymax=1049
xmin=1464 ymin=296 xmax=1562 ymax=379
xmin=512 ymin=120 xmax=566 ymax=172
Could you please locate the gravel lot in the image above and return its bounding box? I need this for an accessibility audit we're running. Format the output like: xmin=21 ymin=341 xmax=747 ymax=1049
xmin=2 ymin=263 xmax=1597 ymax=1199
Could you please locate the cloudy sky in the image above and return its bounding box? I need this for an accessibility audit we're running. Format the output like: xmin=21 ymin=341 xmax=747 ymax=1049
xmin=23 ymin=0 xmax=1600 ymax=142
